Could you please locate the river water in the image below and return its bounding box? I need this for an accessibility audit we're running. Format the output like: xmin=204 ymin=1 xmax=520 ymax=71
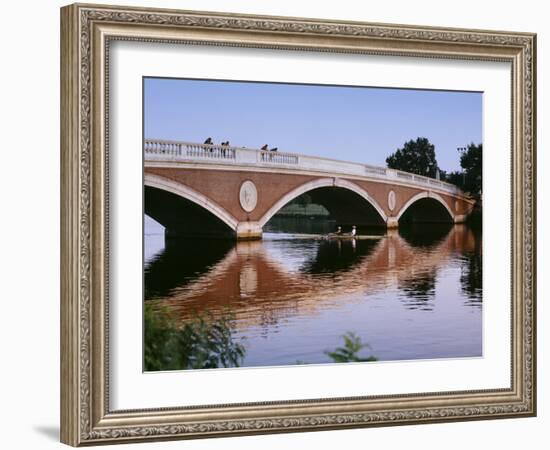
xmin=144 ymin=218 xmax=482 ymax=368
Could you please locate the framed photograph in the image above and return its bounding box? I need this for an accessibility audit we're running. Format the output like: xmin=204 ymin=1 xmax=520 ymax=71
xmin=60 ymin=3 xmax=536 ymax=446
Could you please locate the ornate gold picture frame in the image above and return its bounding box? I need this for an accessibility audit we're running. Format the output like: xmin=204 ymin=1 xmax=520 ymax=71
xmin=60 ymin=3 xmax=536 ymax=446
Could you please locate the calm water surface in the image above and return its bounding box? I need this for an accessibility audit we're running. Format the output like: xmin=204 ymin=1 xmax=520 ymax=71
xmin=144 ymin=218 xmax=482 ymax=367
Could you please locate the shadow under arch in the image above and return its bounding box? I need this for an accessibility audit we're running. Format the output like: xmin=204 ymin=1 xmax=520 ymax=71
xmin=398 ymin=223 xmax=453 ymax=248
xmin=397 ymin=191 xmax=455 ymax=226
xmin=144 ymin=174 xmax=238 ymax=239
xmin=145 ymin=239 xmax=235 ymax=300
xmin=300 ymin=238 xmax=382 ymax=275
xmin=259 ymin=178 xmax=388 ymax=229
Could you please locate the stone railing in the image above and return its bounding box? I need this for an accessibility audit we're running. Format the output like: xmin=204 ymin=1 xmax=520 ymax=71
xmin=260 ymin=151 xmax=299 ymax=165
xmin=364 ymin=165 xmax=387 ymax=176
xmin=144 ymin=140 xmax=236 ymax=160
xmin=144 ymin=139 xmax=461 ymax=195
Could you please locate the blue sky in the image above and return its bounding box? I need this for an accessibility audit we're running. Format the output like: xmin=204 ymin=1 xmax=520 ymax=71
xmin=144 ymin=77 xmax=482 ymax=173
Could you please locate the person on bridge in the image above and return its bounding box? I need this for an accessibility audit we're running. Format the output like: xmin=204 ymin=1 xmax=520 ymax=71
xmin=351 ymin=226 xmax=357 ymax=237
xmin=336 ymin=226 xmax=342 ymax=235
xmin=261 ymin=144 xmax=268 ymax=151
xmin=204 ymin=137 xmax=213 ymax=145
xmin=220 ymin=141 xmax=230 ymax=156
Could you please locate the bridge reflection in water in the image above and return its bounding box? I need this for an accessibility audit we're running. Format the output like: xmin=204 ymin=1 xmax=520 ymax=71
xmin=145 ymin=223 xmax=482 ymax=367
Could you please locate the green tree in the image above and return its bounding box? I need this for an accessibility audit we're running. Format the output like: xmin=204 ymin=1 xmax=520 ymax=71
xmin=386 ymin=137 xmax=439 ymax=178
xmin=144 ymin=304 xmax=246 ymax=371
xmin=459 ymin=143 xmax=482 ymax=197
xmin=292 ymin=193 xmax=312 ymax=209
xmin=325 ymin=332 xmax=377 ymax=363
xmin=444 ymin=170 xmax=465 ymax=190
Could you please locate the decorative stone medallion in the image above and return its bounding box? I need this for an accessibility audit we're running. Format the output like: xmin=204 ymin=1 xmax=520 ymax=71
xmin=388 ymin=190 xmax=396 ymax=211
xmin=239 ymin=180 xmax=258 ymax=212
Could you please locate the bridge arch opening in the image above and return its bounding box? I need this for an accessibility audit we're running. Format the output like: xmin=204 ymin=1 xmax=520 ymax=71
xmin=397 ymin=192 xmax=454 ymax=226
xmin=144 ymin=175 xmax=238 ymax=239
xmin=260 ymin=178 xmax=387 ymax=233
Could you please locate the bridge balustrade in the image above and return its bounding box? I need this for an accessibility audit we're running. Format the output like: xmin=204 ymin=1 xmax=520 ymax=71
xmin=185 ymin=143 xmax=236 ymax=160
xmin=260 ymin=151 xmax=299 ymax=165
xmin=364 ymin=166 xmax=387 ymax=176
xmin=396 ymin=172 xmax=413 ymax=181
xmin=144 ymin=140 xmax=183 ymax=157
xmin=144 ymin=140 xmax=236 ymax=161
xmin=413 ymin=175 xmax=429 ymax=184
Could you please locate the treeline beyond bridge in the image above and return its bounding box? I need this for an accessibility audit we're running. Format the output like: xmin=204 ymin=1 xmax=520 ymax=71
xmin=144 ymin=139 xmax=476 ymax=240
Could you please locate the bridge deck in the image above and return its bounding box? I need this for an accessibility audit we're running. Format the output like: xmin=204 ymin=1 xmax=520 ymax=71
xmin=144 ymin=139 xmax=467 ymax=198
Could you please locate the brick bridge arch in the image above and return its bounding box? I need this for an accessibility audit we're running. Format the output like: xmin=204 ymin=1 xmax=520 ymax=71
xmin=396 ymin=191 xmax=455 ymax=224
xmin=258 ymin=177 xmax=388 ymax=228
xmin=144 ymin=173 xmax=239 ymax=238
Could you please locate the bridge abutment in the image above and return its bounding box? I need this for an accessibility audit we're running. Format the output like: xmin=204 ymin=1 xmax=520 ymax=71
xmin=236 ymin=221 xmax=263 ymax=241
xmin=386 ymin=217 xmax=399 ymax=229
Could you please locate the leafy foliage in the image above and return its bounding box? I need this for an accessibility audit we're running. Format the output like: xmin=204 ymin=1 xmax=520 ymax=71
xmin=386 ymin=137 xmax=439 ymax=178
xmin=325 ymin=332 xmax=377 ymax=363
xmin=292 ymin=193 xmax=312 ymax=208
xmin=277 ymin=193 xmax=330 ymax=217
xmin=459 ymin=143 xmax=482 ymax=197
xmin=144 ymin=304 xmax=175 ymax=371
xmin=144 ymin=304 xmax=246 ymax=371
xmin=442 ymin=143 xmax=482 ymax=198
xmin=443 ymin=170 xmax=465 ymax=190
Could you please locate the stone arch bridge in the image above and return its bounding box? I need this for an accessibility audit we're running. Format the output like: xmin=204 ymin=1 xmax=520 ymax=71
xmin=144 ymin=140 xmax=475 ymax=240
